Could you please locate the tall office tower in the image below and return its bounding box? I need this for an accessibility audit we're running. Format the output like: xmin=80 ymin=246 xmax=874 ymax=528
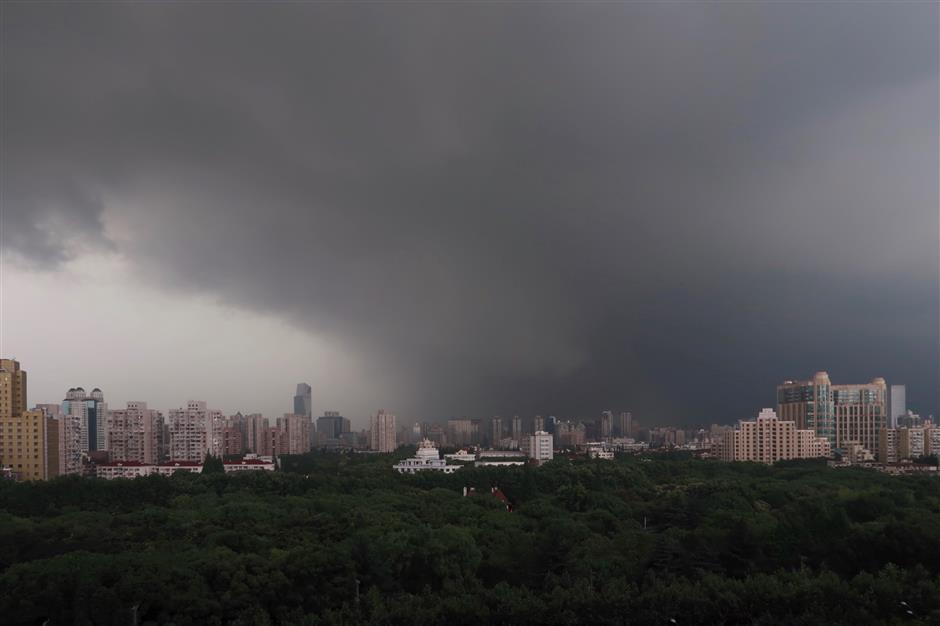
xmin=316 ymin=411 xmax=351 ymax=440
xmin=168 ymin=401 xmax=224 ymax=462
xmin=369 ymin=409 xmax=397 ymax=452
xmin=412 ymin=422 xmax=423 ymax=443
xmin=293 ymin=383 xmax=312 ymax=419
xmin=833 ymin=378 xmax=887 ymax=456
xmin=886 ymin=385 xmax=907 ymax=429
xmin=276 ymin=414 xmax=312 ymax=455
xmin=600 ymin=411 xmax=613 ymax=440
xmin=106 ymin=402 xmax=161 ymax=464
xmin=447 ymin=418 xmax=479 ymax=447
xmin=718 ymin=408 xmax=830 ymax=464
xmin=490 ymin=417 xmax=503 ymax=448
xmin=525 ymin=431 xmax=554 ymax=464
xmin=533 ymin=415 xmax=545 ymax=433
xmin=617 ymin=412 xmax=633 ymax=438
xmin=777 ymin=371 xmax=835 ymax=446
xmin=61 ymin=387 xmax=108 ymax=452
xmin=243 ymin=414 xmax=268 ymax=453
xmin=0 ymin=359 xmax=49 ymax=481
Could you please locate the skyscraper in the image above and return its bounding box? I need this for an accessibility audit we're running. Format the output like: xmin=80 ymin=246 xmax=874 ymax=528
xmin=777 ymin=372 xmax=835 ymax=446
xmin=293 ymin=383 xmax=312 ymax=419
xmin=0 ymin=359 xmax=50 ymax=481
xmin=370 ymin=409 xmax=396 ymax=453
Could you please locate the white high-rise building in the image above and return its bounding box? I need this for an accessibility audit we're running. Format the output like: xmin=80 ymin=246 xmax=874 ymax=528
xmin=370 ymin=409 xmax=396 ymax=453
xmin=168 ymin=401 xmax=224 ymax=462
xmin=526 ymin=431 xmax=553 ymax=465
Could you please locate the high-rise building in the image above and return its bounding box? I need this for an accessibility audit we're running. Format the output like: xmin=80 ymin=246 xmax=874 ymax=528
xmin=447 ymin=418 xmax=480 ymax=447
xmin=0 ymin=359 xmax=50 ymax=481
xmin=555 ymin=421 xmax=586 ymax=448
xmin=276 ymin=414 xmax=311 ymax=455
xmin=0 ymin=358 xmax=27 ymax=419
xmin=719 ymin=408 xmax=830 ymax=464
xmin=106 ymin=401 xmax=162 ymax=464
xmin=490 ymin=417 xmax=503 ymax=448
xmin=533 ymin=415 xmax=545 ymax=433
xmin=221 ymin=422 xmax=244 ymax=456
xmin=61 ymin=387 xmax=108 ymax=453
xmin=370 ymin=409 xmax=397 ymax=453
xmin=616 ymin=411 xmax=633 ymax=438
xmin=293 ymin=383 xmax=312 ymax=418
xmin=600 ymin=411 xmax=613 ymax=440
xmin=168 ymin=401 xmax=224 ymax=462
xmin=833 ymin=378 xmax=886 ymax=456
xmin=512 ymin=415 xmax=524 ymax=439
xmin=887 ymin=385 xmax=907 ymax=429
xmin=777 ymin=372 xmax=835 ymax=446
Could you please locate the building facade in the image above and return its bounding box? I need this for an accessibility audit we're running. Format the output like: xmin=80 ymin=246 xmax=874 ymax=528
xmin=276 ymin=413 xmax=312 ymax=455
xmin=777 ymin=372 xmax=835 ymax=446
xmin=168 ymin=401 xmax=224 ymax=462
xmin=370 ymin=409 xmax=397 ymax=453
xmin=0 ymin=359 xmax=53 ymax=481
xmin=62 ymin=387 xmax=108 ymax=453
xmin=293 ymin=383 xmax=312 ymax=419
xmin=525 ymin=431 xmax=554 ymax=465
xmin=719 ymin=408 xmax=830 ymax=464
xmin=107 ymin=401 xmax=162 ymax=464
xmin=832 ymin=378 xmax=886 ymax=457
xmin=393 ymin=439 xmax=459 ymax=473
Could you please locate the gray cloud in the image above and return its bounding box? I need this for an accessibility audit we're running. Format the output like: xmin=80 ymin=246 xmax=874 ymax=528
xmin=3 ymin=2 xmax=937 ymax=422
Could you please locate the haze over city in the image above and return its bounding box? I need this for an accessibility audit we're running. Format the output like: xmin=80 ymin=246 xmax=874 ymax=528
xmin=2 ymin=2 xmax=938 ymax=426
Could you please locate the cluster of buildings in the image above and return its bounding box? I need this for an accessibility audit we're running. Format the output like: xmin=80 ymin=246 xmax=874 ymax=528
xmin=717 ymin=372 xmax=934 ymax=466
xmin=3 ymin=358 xmax=933 ymax=480
xmin=0 ymin=359 xmax=399 ymax=481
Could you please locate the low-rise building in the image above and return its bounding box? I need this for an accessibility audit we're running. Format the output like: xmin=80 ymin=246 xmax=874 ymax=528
xmin=393 ymin=439 xmax=460 ymax=473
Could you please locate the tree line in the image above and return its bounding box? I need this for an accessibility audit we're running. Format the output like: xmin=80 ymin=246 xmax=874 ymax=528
xmin=1 ymin=451 xmax=939 ymax=624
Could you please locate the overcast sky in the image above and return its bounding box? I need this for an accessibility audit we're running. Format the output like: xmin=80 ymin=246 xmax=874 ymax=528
xmin=2 ymin=2 xmax=937 ymax=427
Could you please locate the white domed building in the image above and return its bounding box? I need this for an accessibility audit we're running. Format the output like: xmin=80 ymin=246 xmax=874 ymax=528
xmin=393 ymin=439 xmax=460 ymax=474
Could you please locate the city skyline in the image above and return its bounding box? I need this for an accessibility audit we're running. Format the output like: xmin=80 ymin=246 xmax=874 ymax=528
xmin=2 ymin=3 xmax=938 ymax=424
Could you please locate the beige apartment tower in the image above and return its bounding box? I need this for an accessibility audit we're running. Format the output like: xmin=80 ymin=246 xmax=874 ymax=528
xmin=370 ymin=409 xmax=397 ymax=453
xmin=833 ymin=378 xmax=887 ymax=457
xmin=719 ymin=408 xmax=830 ymax=464
xmin=0 ymin=359 xmax=50 ymax=480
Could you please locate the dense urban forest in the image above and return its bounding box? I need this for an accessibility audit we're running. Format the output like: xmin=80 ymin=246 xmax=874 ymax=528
xmin=1 ymin=452 xmax=939 ymax=625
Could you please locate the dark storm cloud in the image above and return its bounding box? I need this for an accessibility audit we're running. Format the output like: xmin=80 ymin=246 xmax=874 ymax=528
xmin=3 ymin=2 xmax=938 ymax=421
